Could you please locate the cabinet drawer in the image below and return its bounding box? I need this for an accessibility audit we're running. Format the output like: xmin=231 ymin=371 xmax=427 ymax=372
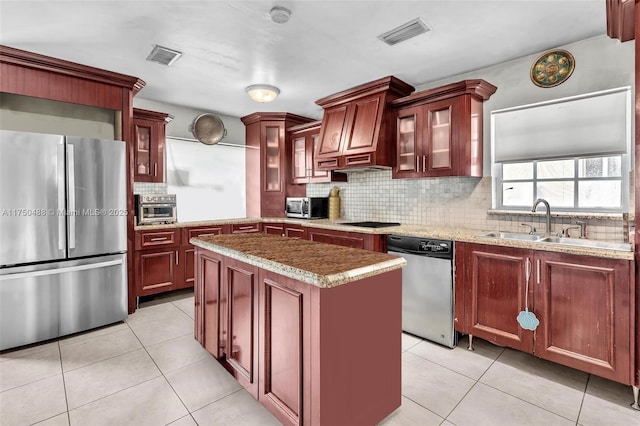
xmin=183 ymin=225 xmax=228 ymax=245
xmin=231 ymin=223 xmax=261 ymax=234
xmin=136 ymin=229 xmax=180 ymax=250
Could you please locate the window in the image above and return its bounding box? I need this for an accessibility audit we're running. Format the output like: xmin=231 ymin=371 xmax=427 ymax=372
xmin=491 ymin=87 xmax=631 ymax=213
xmin=496 ymin=155 xmax=626 ymax=212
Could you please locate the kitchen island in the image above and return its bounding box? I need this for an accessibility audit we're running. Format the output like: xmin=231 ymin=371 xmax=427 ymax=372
xmin=191 ymin=233 xmax=406 ymax=426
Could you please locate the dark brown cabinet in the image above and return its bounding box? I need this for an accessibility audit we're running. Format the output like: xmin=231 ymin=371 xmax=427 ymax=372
xmin=284 ymin=224 xmax=305 ymax=239
xmin=314 ymin=76 xmax=414 ymax=171
xmin=456 ymin=242 xmax=634 ymax=385
xmin=392 ymin=80 xmax=496 ymax=179
xmin=135 ymin=225 xmax=228 ymax=298
xmin=133 ymin=108 xmax=173 ymax=183
xmin=241 ymin=113 xmax=314 ymax=218
xmin=262 ymin=222 xmax=284 ymax=236
xmin=195 ymin=248 xmax=259 ymax=398
xmin=231 ymin=222 xmax=261 ymax=234
xmin=306 ymin=227 xmax=387 ymax=252
xmin=288 ymin=121 xmax=347 ymax=184
xmin=180 ymin=225 xmax=228 ymax=289
xmin=195 ymin=241 xmax=402 ymax=426
xmin=534 ymin=252 xmax=633 ymax=384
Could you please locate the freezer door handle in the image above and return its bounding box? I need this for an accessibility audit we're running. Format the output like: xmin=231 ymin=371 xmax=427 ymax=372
xmin=67 ymin=144 xmax=76 ymax=249
xmin=0 ymin=259 xmax=124 ymax=281
xmin=57 ymin=143 xmax=66 ymax=251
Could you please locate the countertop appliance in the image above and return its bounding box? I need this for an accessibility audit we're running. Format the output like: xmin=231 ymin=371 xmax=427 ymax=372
xmin=0 ymin=130 xmax=127 ymax=351
xmin=135 ymin=193 xmax=177 ymax=225
xmin=387 ymin=235 xmax=456 ymax=348
xmin=286 ymin=197 xmax=328 ymax=219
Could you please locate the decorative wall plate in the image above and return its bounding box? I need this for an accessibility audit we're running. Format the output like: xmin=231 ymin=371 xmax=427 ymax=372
xmin=530 ymin=49 xmax=575 ymax=88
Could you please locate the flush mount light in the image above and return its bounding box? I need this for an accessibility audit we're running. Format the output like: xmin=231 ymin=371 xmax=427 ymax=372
xmin=270 ymin=6 xmax=291 ymax=24
xmin=245 ymin=84 xmax=280 ymax=102
xmin=146 ymin=44 xmax=183 ymax=66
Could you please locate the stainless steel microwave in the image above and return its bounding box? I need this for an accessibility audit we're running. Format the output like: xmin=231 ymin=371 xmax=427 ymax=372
xmin=135 ymin=194 xmax=177 ymax=225
xmin=285 ymin=197 xmax=328 ymax=219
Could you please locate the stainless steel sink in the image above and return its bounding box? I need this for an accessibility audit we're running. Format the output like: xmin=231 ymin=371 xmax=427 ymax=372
xmin=538 ymin=236 xmax=632 ymax=252
xmin=477 ymin=231 xmax=632 ymax=252
xmin=477 ymin=231 xmax=544 ymax=242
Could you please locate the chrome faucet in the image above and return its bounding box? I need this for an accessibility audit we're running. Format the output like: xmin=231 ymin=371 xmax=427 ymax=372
xmin=531 ymin=198 xmax=552 ymax=235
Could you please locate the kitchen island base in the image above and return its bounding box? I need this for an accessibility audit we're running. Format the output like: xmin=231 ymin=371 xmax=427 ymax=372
xmin=193 ymin=235 xmax=404 ymax=426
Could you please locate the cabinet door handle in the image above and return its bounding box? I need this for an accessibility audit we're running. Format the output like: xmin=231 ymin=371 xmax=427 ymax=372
xmin=154 ymin=163 xmax=158 ymax=177
xmin=150 ymin=237 xmax=167 ymax=241
xmin=536 ymin=259 xmax=541 ymax=284
xmin=415 ymin=156 xmax=420 ymax=172
xmin=525 ymin=258 xmax=531 ymax=284
xmin=423 ymin=155 xmax=427 ymax=172
xmin=176 ymin=250 xmax=179 ymax=265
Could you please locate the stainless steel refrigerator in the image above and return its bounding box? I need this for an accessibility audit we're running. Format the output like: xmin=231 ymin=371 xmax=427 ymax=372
xmin=0 ymin=130 xmax=128 ymax=351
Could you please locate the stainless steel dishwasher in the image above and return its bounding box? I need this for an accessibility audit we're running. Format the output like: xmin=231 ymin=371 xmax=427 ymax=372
xmin=387 ymin=235 xmax=456 ymax=348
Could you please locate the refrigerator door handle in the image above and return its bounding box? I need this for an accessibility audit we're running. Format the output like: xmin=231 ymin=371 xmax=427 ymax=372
xmin=0 ymin=259 xmax=124 ymax=281
xmin=67 ymin=144 xmax=76 ymax=249
xmin=57 ymin=143 xmax=66 ymax=251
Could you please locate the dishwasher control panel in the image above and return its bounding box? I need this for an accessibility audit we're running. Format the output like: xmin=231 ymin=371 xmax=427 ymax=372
xmin=387 ymin=235 xmax=453 ymax=259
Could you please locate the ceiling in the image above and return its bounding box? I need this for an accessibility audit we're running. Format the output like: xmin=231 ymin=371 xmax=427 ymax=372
xmin=0 ymin=1 xmax=606 ymax=119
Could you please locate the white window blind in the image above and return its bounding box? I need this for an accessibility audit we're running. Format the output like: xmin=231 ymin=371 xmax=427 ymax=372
xmin=492 ymin=87 xmax=631 ymax=163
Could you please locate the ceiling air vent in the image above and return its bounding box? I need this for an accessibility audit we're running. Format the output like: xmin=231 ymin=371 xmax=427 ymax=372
xmin=146 ymin=44 xmax=183 ymax=66
xmin=378 ymin=18 xmax=430 ymax=46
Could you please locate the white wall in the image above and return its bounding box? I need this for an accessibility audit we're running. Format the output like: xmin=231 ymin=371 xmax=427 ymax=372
xmin=133 ymin=98 xmax=245 ymax=146
xmin=166 ymin=138 xmax=246 ymax=221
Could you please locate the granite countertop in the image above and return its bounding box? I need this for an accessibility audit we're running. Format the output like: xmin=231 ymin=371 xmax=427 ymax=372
xmin=135 ymin=217 xmax=634 ymax=261
xmin=190 ymin=233 xmax=406 ymax=288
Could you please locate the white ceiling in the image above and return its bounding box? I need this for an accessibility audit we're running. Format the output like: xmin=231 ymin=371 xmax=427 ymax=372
xmin=0 ymin=0 xmax=606 ymax=119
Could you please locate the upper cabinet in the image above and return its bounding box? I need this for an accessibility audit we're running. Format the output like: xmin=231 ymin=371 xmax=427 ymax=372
xmin=606 ymin=0 xmax=636 ymax=42
xmin=133 ymin=108 xmax=173 ymax=183
xmin=391 ymin=80 xmax=497 ymax=179
xmin=314 ymin=76 xmax=415 ymax=171
xmin=288 ymin=120 xmax=347 ymax=184
xmin=241 ymin=113 xmax=315 ymax=218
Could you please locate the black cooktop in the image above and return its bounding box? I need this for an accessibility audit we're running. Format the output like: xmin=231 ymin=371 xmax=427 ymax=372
xmin=340 ymin=221 xmax=401 ymax=228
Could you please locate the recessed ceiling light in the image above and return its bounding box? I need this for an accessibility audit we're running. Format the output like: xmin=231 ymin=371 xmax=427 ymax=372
xmin=378 ymin=18 xmax=430 ymax=46
xmin=146 ymin=44 xmax=183 ymax=66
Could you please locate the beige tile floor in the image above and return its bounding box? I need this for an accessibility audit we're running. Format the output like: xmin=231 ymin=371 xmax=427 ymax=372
xmin=1 ymin=289 xmax=638 ymax=426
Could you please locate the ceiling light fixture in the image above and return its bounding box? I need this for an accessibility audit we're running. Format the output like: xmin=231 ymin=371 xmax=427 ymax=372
xmin=245 ymin=84 xmax=280 ymax=102
xmin=270 ymin=6 xmax=291 ymax=24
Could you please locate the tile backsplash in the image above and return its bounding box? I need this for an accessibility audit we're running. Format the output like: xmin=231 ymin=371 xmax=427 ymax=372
xmin=307 ymin=169 xmax=627 ymax=242
xmin=133 ymin=182 xmax=168 ymax=195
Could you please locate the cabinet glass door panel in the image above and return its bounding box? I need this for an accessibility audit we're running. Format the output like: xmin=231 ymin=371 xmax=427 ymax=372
xmin=311 ymin=134 xmax=328 ymax=178
xmin=264 ymin=126 xmax=281 ymax=192
xmin=292 ymin=137 xmax=307 ymax=180
xmin=397 ymin=115 xmax=418 ymax=172
xmin=429 ymin=108 xmax=452 ymax=169
xmin=135 ymin=124 xmax=152 ymax=177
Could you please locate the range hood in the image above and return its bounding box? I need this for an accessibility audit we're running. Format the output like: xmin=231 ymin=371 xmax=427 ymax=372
xmin=313 ymin=76 xmax=415 ymax=172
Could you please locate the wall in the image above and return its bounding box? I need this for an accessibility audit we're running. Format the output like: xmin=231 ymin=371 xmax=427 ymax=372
xmin=0 ymin=93 xmax=116 ymax=139
xmin=132 ymin=97 xmax=246 ymax=196
xmin=308 ymin=35 xmax=635 ymax=242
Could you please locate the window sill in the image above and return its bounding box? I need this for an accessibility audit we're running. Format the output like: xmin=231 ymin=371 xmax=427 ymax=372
xmin=487 ymin=209 xmax=630 ymax=221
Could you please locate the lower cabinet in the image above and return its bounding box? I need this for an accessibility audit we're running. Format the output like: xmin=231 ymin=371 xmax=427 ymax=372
xmin=306 ymin=227 xmax=387 ymax=252
xmin=134 ymin=248 xmax=179 ymax=296
xmin=195 ymin=249 xmax=259 ymax=397
xmin=258 ymin=269 xmax=311 ymax=425
xmin=456 ymin=242 xmax=634 ymax=385
xmin=195 ymin=246 xmax=402 ymax=426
